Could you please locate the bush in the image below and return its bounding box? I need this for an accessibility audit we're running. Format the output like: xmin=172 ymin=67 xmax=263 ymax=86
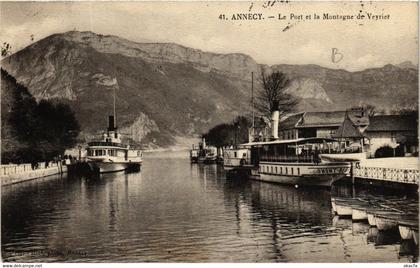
xmin=374 ymin=145 xmax=394 ymax=158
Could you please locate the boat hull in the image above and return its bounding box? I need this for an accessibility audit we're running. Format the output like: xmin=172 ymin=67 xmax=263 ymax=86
xmin=256 ymin=173 xmax=342 ymax=187
xmin=335 ymin=202 xmax=353 ymax=216
xmin=331 ymin=200 xmax=337 ymax=213
xmin=413 ymin=230 xmax=419 ymax=245
xmin=203 ymin=157 xmax=217 ymax=164
xmin=352 ymin=207 xmax=368 ymax=221
xmin=367 ymin=213 xmax=377 ymax=226
xmin=87 ymin=161 xmax=141 ymax=174
xmin=399 ymin=225 xmax=413 ymax=240
xmin=375 ymin=215 xmax=398 ymax=231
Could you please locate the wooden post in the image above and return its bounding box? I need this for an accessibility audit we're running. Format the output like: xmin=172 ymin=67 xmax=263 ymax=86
xmin=350 ymin=161 xmax=355 ymax=185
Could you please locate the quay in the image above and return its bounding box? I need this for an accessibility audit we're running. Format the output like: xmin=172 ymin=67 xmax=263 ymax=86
xmin=1 ymin=158 xmax=142 ymax=186
xmin=352 ymin=157 xmax=419 ymax=189
xmin=1 ymin=162 xmax=67 ymax=186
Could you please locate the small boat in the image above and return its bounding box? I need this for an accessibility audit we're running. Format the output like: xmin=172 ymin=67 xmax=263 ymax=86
xmin=352 ymin=206 xmax=368 ymax=221
xmin=375 ymin=215 xmax=399 ymax=231
xmin=190 ymin=145 xmax=199 ymax=163
xmin=319 ymin=152 xmax=366 ymax=163
xmin=366 ymin=208 xmax=399 ymax=227
xmin=86 ymin=116 xmax=142 ymax=174
xmin=319 ymin=112 xmax=367 ymax=164
xmin=331 ymin=198 xmax=337 ymax=213
xmin=413 ymin=229 xmax=419 ymax=245
xmin=335 ymin=200 xmax=353 ymax=217
xmin=367 ymin=212 xmax=377 ymax=226
xmin=398 ymin=218 xmax=419 ymax=240
xmin=223 ymin=147 xmax=251 ymax=171
xmin=374 ymin=212 xmax=412 ymax=232
xmin=203 ymin=147 xmax=218 ymax=164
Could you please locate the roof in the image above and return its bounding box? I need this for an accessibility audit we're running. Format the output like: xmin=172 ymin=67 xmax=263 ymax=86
xmin=241 ymin=137 xmax=339 ymax=147
xmin=366 ymin=115 xmax=418 ymax=132
xmin=294 ymin=109 xmax=369 ymax=129
xmin=279 ymin=112 xmax=304 ymax=130
xmin=332 ymin=115 xmax=365 ymax=138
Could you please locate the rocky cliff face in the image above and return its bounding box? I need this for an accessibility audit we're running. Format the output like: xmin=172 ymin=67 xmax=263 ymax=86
xmin=2 ymin=31 xmax=418 ymax=147
xmin=60 ymin=31 xmax=260 ymax=80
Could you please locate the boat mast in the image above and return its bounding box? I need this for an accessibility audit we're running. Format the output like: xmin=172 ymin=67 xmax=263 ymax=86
xmin=114 ymin=79 xmax=117 ymax=128
xmin=251 ymin=72 xmax=255 ymax=140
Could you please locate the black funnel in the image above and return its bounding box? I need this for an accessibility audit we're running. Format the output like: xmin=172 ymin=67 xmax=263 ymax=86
xmin=108 ymin=115 xmax=115 ymax=131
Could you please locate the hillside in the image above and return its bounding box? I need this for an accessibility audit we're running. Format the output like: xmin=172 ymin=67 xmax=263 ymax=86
xmin=1 ymin=69 xmax=34 ymax=159
xmin=1 ymin=31 xmax=418 ymax=148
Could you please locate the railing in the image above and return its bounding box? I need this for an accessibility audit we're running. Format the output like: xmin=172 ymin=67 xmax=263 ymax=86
xmin=353 ymin=166 xmax=419 ymax=185
xmin=1 ymin=162 xmax=60 ymax=176
xmin=260 ymin=155 xmax=315 ymax=163
xmin=87 ymin=141 xmax=127 ymax=148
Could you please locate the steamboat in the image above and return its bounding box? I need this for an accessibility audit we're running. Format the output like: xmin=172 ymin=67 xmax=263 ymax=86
xmin=86 ymin=116 xmax=142 ymax=173
xmin=223 ymin=108 xmax=351 ymax=187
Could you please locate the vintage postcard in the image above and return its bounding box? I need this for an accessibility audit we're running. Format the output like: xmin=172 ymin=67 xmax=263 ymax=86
xmin=1 ymin=0 xmax=418 ymax=264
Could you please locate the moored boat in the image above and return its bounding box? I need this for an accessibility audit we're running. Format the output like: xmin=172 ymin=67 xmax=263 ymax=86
xmin=331 ymin=198 xmax=337 ymax=213
xmin=374 ymin=212 xmax=407 ymax=232
xmin=86 ymin=116 xmax=142 ymax=174
xmin=398 ymin=218 xmax=419 ymax=240
xmin=190 ymin=145 xmax=199 ymax=163
xmin=335 ymin=200 xmax=353 ymax=217
xmin=223 ymin=108 xmax=351 ymax=187
xmin=413 ymin=229 xmax=419 ymax=245
xmin=352 ymin=206 xmax=368 ymax=221
xmin=319 ymin=152 xmax=366 ymax=163
xmin=203 ymin=146 xmax=218 ymax=164
xmin=367 ymin=212 xmax=377 ymax=226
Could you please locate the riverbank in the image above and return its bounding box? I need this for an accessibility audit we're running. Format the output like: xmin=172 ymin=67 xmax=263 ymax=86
xmin=1 ymin=163 xmax=67 ymax=186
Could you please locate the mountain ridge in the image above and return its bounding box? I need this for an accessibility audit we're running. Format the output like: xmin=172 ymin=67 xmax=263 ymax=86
xmin=1 ymin=31 xmax=418 ymax=148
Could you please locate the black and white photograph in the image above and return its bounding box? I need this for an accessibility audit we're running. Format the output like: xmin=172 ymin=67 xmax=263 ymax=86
xmin=0 ymin=0 xmax=419 ymax=264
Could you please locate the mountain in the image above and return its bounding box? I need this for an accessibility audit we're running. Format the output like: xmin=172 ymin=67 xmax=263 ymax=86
xmin=397 ymin=61 xmax=418 ymax=70
xmin=1 ymin=31 xmax=418 ymax=148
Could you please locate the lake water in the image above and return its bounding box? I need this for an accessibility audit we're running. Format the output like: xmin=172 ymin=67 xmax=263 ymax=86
xmin=2 ymin=151 xmax=418 ymax=262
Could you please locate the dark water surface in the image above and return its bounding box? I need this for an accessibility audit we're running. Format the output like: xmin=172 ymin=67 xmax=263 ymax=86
xmin=2 ymin=151 xmax=418 ymax=262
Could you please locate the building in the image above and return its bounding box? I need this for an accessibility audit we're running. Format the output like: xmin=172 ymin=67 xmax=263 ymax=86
xmin=365 ymin=115 xmax=418 ymax=157
xmin=248 ymin=108 xmax=418 ymax=158
xmin=278 ymin=109 xmax=369 ymax=141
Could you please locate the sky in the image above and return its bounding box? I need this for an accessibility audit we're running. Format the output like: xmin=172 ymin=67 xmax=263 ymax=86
xmin=0 ymin=1 xmax=418 ymax=71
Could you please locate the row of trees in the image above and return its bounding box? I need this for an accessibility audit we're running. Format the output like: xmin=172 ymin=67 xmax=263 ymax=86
xmin=202 ymin=116 xmax=250 ymax=148
xmin=1 ymin=69 xmax=80 ymax=163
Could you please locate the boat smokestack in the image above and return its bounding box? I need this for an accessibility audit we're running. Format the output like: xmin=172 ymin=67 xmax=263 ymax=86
xmin=108 ymin=115 xmax=115 ymax=131
xmin=271 ymin=101 xmax=279 ymax=140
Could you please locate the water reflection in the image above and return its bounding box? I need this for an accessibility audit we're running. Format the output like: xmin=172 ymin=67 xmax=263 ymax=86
xmin=1 ymin=155 xmax=418 ymax=262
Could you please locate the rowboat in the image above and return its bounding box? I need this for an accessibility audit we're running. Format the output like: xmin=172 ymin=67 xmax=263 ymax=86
xmin=352 ymin=206 xmax=368 ymax=221
xmin=398 ymin=218 xmax=418 ymax=240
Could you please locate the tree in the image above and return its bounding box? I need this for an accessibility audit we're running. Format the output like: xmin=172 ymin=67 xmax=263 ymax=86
xmin=255 ymin=71 xmax=298 ymax=119
xmin=1 ymin=69 xmax=81 ymax=163
xmin=203 ymin=116 xmax=251 ymax=147
xmin=33 ymin=100 xmax=81 ymax=160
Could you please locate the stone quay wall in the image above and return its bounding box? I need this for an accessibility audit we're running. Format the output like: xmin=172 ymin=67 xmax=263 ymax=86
xmin=1 ymin=162 xmax=67 ymax=186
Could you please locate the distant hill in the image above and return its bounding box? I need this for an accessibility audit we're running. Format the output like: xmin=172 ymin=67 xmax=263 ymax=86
xmin=1 ymin=31 xmax=418 ymax=148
